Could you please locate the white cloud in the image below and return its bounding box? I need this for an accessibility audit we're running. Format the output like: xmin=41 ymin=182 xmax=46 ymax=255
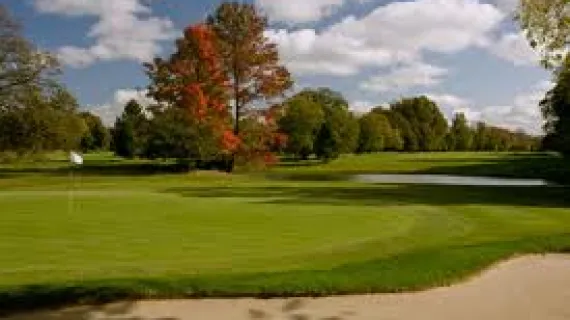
xmin=34 ymin=0 xmax=176 ymax=68
xmin=423 ymin=93 xmax=482 ymax=123
xmin=267 ymin=0 xmax=504 ymax=76
xmin=481 ymin=80 xmax=553 ymax=134
xmin=88 ymin=89 xmax=155 ymax=126
xmin=487 ymin=32 xmax=540 ymax=66
xmin=349 ymin=100 xmax=375 ymax=113
xmin=265 ymin=28 xmax=408 ymax=76
xmin=360 ymin=62 xmax=448 ymax=92
xmin=425 ymin=94 xmax=471 ymax=109
xmin=256 ymin=0 xmax=346 ymax=24
xmin=424 ymin=80 xmax=553 ymax=134
xmin=489 ymin=0 xmax=519 ymax=14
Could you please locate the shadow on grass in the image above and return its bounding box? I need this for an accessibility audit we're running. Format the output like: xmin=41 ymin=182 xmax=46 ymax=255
xmin=163 ymin=183 xmax=570 ymax=208
xmin=417 ymin=154 xmax=570 ymax=183
xmin=0 ymin=162 xmax=195 ymax=178
xmin=272 ymin=153 xmax=570 ymax=184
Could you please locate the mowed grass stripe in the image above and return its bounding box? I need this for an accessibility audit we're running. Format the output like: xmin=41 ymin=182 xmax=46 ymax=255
xmin=0 ymin=190 xmax=420 ymax=285
xmin=0 ymin=152 xmax=568 ymax=315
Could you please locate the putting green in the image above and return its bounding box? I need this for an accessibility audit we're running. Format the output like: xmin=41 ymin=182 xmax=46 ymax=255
xmin=0 ymin=152 xmax=568 ymax=315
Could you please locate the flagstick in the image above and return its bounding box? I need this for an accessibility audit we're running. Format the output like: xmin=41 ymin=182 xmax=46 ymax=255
xmin=68 ymin=164 xmax=74 ymax=215
xmin=68 ymin=151 xmax=84 ymax=215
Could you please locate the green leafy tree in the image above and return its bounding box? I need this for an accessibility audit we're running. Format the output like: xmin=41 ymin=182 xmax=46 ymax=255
xmin=0 ymin=83 xmax=85 ymax=156
xmin=143 ymin=108 xmax=221 ymax=163
xmin=515 ymin=0 xmax=570 ymax=156
xmin=471 ymin=122 xmax=538 ymax=152
xmin=315 ymin=107 xmax=359 ymax=161
xmin=539 ymin=55 xmax=570 ymax=156
xmin=389 ymin=96 xmax=448 ymax=151
xmin=298 ymin=88 xmax=358 ymax=160
xmin=380 ymin=108 xmax=418 ymax=151
xmin=112 ymin=99 xmax=147 ymax=159
xmin=79 ymin=112 xmax=110 ymax=152
xmin=0 ymin=7 xmax=84 ymax=157
xmin=357 ymin=112 xmax=399 ymax=153
xmin=473 ymin=122 xmax=488 ymax=151
xmin=278 ymin=94 xmax=324 ymax=159
xmin=448 ymin=113 xmax=474 ymax=151
xmin=0 ymin=5 xmax=58 ymax=103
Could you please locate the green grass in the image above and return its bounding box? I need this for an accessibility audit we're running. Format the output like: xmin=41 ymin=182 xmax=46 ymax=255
xmin=272 ymin=152 xmax=570 ymax=183
xmin=0 ymin=152 xmax=569 ymax=315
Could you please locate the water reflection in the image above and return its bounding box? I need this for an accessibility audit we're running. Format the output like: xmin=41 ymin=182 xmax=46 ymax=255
xmin=352 ymin=174 xmax=549 ymax=186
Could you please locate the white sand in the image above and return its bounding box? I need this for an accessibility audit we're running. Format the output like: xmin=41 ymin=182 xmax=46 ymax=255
xmin=4 ymin=254 xmax=570 ymax=320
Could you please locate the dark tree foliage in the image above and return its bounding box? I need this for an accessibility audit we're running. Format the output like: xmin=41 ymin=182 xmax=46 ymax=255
xmin=0 ymin=83 xmax=85 ymax=156
xmin=296 ymin=88 xmax=359 ymax=160
xmin=540 ymin=55 xmax=570 ymax=156
xmin=447 ymin=113 xmax=473 ymax=151
xmin=278 ymin=93 xmax=324 ymax=159
xmin=143 ymin=107 xmax=221 ymax=162
xmin=357 ymin=112 xmax=401 ymax=153
xmin=472 ymin=122 xmax=538 ymax=152
xmin=0 ymin=6 xmax=84 ymax=158
xmin=388 ymin=96 xmax=448 ymax=152
xmin=112 ymin=99 xmax=148 ymax=159
xmin=79 ymin=112 xmax=110 ymax=152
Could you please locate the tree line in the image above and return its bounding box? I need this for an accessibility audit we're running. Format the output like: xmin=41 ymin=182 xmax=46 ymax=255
xmin=110 ymin=87 xmax=541 ymax=165
xmin=276 ymin=89 xmax=540 ymax=161
xmin=0 ymin=1 xmax=564 ymax=168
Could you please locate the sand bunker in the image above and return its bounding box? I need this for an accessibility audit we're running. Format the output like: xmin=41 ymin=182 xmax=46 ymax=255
xmin=4 ymin=254 xmax=570 ymax=320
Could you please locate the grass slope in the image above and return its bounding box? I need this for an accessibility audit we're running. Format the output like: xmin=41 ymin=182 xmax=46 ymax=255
xmin=272 ymin=152 xmax=570 ymax=183
xmin=0 ymin=152 xmax=569 ymax=315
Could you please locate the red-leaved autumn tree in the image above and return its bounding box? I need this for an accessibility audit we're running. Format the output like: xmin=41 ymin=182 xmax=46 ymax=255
xmin=207 ymin=2 xmax=293 ymax=169
xmin=144 ymin=23 xmax=240 ymax=159
xmin=143 ymin=2 xmax=293 ymax=171
xmin=236 ymin=108 xmax=288 ymax=167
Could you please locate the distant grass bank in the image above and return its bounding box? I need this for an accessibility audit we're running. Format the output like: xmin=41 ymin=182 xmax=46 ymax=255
xmin=0 ymin=152 xmax=568 ymax=315
xmin=271 ymin=152 xmax=570 ymax=184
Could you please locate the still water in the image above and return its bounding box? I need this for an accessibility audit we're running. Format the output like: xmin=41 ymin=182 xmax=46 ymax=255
xmin=351 ymin=174 xmax=549 ymax=186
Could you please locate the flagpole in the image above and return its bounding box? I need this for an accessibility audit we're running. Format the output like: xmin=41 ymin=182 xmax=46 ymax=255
xmin=68 ymin=151 xmax=83 ymax=215
xmin=68 ymin=162 xmax=74 ymax=215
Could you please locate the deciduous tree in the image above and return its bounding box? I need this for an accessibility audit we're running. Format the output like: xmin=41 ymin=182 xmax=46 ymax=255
xmin=0 ymin=5 xmax=58 ymax=103
xmin=144 ymin=23 xmax=237 ymax=165
xmin=112 ymin=99 xmax=148 ymax=159
xmin=448 ymin=113 xmax=474 ymax=151
xmin=278 ymin=94 xmax=324 ymax=159
xmin=539 ymin=55 xmax=570 ymax=155
xmin=207 ymin=2 xmax=293 ymax=138
xmin=358 ymin=112 xmax=400 ymax=153
xmin=80 ymin=112 xmax=110 ymax=152
xmin=389 ymin=96 xmax=448 ymax=152
xmin=0 ymin=83 xmax=85 ymax=155
xmin=296 ymin=88 xmax=359 ymax=160
xmin=516 ymin=0 xmax=570 ymax=68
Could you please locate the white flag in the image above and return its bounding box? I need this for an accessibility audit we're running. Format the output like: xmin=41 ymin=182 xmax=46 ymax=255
xmin=69 ymin=151 xmax=83 ymax=165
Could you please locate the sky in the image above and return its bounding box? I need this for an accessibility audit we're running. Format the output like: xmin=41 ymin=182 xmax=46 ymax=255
xmin=5 ymin=0 xmax=553 ymax=134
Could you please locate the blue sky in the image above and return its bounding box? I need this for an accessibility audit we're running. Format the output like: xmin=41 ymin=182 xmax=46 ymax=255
xmin=6 ymin=0 xmax=552 ymax=134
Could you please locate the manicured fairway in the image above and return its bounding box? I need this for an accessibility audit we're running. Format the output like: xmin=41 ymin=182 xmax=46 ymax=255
xmin=0 ymin=152 xmax=569 ymax=314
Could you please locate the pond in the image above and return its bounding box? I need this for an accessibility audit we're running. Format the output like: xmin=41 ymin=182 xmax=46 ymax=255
xmin=351 ymin=174 xmax=550 ymax=186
